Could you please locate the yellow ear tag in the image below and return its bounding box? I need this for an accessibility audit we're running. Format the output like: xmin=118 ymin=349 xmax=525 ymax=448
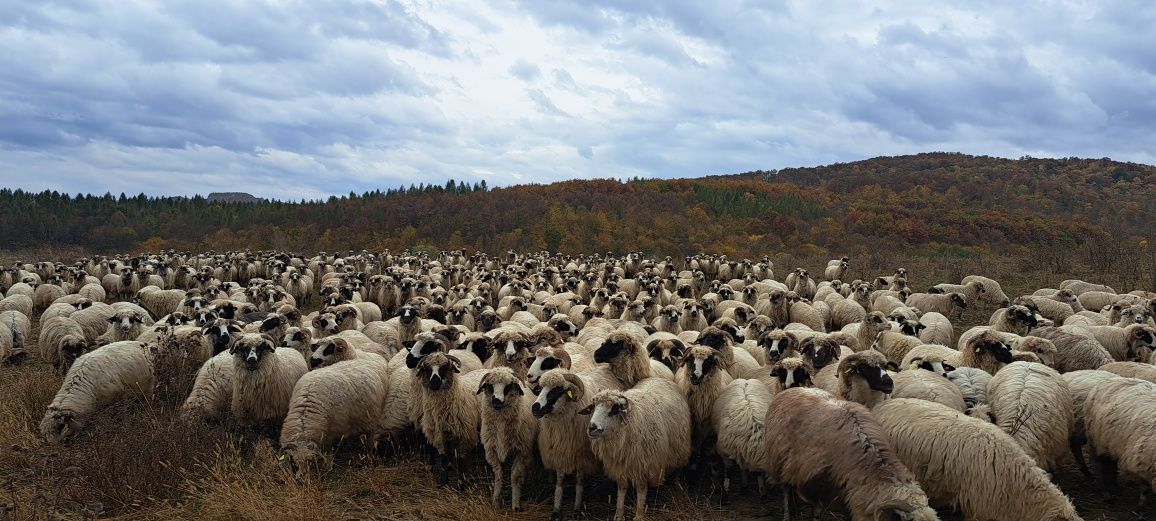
xmin=566 ymin=389 xmax=575 ymax=400
xmin=974 ymin=348 xmax=982 ymax=353
xmin=278 ymin=454 xmax=286 ymax=461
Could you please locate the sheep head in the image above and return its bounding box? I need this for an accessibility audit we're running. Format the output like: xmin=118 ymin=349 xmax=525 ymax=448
xmin=476 ymin=367 xmax=524 ymax=410
xmin=799 ymin=337 xmax=841 ymax=371
xmin=279 ymin=440 xmax=332 ymax=482
xmin=594 ymin=331 xmax=641 ymax=364
xmin=682 ymin=346 xmax=722 ymax=385
xmin=580 ymin=389 xmax=629 ymax=439
xmin=416 ymin=352 xmax=461 ymax=391
xmin=761 ymin=330 xmax=799 ymax=362
xmin=230 ymin=333 xmax=277 ymax=371
xmin=905 ymin=355 xmax=956 ymax=377
xmin=968 ymin=331 xmax=1015 ymax=364
xmin=769 ymin=357 xmax=814 ymax=389
xmin=405 ymin=332 xmax=450 ymax=368
xmin=646 ymin=338 xmax=687 ymax=372
xmin=837 ymin=350 xmax=893 ymax=393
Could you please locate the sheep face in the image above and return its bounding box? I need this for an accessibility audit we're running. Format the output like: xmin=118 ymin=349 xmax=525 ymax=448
xmin=769 ymin=358 xmax=813 ymax=389
xmin=107 ymin=311 xmax=145 ymax=334
xmin=711 ymin=319 xmax=745 ymax=343
xmin=646 ymin=339 xmax=686 ymax=372
xmin=684 ymin=347 xmax=721 ymax=385
xmin=280 ymin=441 xmax=331 ymax=482
xmin=1128 ymin=326 xmax=1156 ymax=361
xmin=40 ymin=408 xmax=81 ymax=443
xmin=259 ymin=314 xmax=287 ymax=335
xmin=213 ymin=301 xmax=239 ymax=320
xmin=762 ymin=331 xmax=798 ymax=362
xmin=282 ymin=328 xmax=308 ymax=349
xmin=527 ymin=348 xmax=566 ymax=385
xmin=230 ymin=334 xmax=276 ymax=371
xmin=476 ymin=368 xmax=524 ymax=410
xmin=548 ymin=316 xmax=579 ymax=337
xmin=581 ymin=391 xmax=628 ymax=439
xmin=193 ymin=309 xmax=218 ymax=327
xmin=459 ymin=335 xmax=492 ymax=364
xmin=974 ymin=337 xmax=1015 ymax=364
xmin=593 ymin=336 xmax=632 ymax=364
xmin=898 ymin=319 xmax=925 ymax=337
xmin=494 ymin=331 xmax=533 ymax=365
xmin=405 ymin=333 xmax=449 ymax=368
xmin=840 ymin=353 xmax=894 ymax=393
xmin=907 ymin=357 xmax=955 ymax=377
xmin=696 ymin=327 xmax=733 ymax=351
xmin=683 ymin=302 xmax=703 ymax=319
xmin=1008 ymin=305 xmax=1038 ymax=329
xmin=416 ymin=353 xmax=461 ymax=391
xmin=1121 ymin=305 xmax=1152 ymax=325
xmin=60 ymin=336 xmax=90 ymax=363
xmin=800 ymin=338 xmax=840 ymax=371
xmin=309 ymin=338 xmax=349 ymax=369
xmin=312 ymin=313 xmax=340 ymax=335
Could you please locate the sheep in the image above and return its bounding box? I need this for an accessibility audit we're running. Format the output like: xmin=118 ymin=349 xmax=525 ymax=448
xmin=476 ymin=367 xmax=537 ymax=511
xmin=580 ymin=377 xmax=691 ymax=521
xmin=642 ymin=333 xmax=688 ymax=374
xmin=96 ymin=308 xmax=149 ymax=345
xmin=930 ymin=280 xmax=986 ymax=305
xmin=905 ymin=292 xmax=967 ymax=319
xmin=890 ymin=368 xmax=966 ymax=412
xmin=1116 ymin=304 xmax=1154 ymax=327
xmin=532 ymin=367 xmax=625 ymax=519
xmin=403 ymin=330 xmax=484 ymax=373
xmin=0 ymin=310 xmax=30 ymax=363
xmin=946 ymin=367 xmax=992 ymax=411
xmin=814 ymin=349 xmax=893 ymax=409
xmin=1083 ymin=377 xmax=1156 ymax=505
xmin=872 ymin=330 xmax=924 ymax=367
xmin=278 ymin=352 xmax=390 ymax=480
xmin=0 ymin=294 xmax=33 ymax=318
xmin=872 ymin=398 xmax=1081 ymax=521
xmin=678 ymin=300 xmax=710 ymax=332
xmin=962 ymin=274 xmax=1011 ymax=307
xmin=711 ymin=378 xmax=773 ymax=499
xmin=766 ymin=356 xmax=816 ymax=394
xmin=1096 ymin=361 xmax=1156 ymax=383
xmin=824 ymin=257 xmax=849 ymax=281
xmin=413 ymin=352 xmax=486 ymax=486
xmin=1061 ymin=369 xmax=1118 ymax=477
xmin=40 ymin=341 xmax=155 ymax=442
xmin=988 ymin=304 xmax=1040 ymax=336
xmin=953 ymin=328 xmax=1015 ymax=375
xmin=971 ymin=361 xmax=1073 ymax=472
xmin=693 ymin=326 xmax=763 ymax=379
xmin=917 ymin=311 xmax=953 ymax=346
xmin=308 ymin=334 xmax=391 ymax=370
xmin=1009 ymin=335 xmax=1058 ymax=368
xmin=846 ymin=311 xmax=893 ymax=353
xmin=829 ymin=298 xmax=866 ymax=331
xmin=871 ymin=294 xmax=908 ymax=316
xmin=33 ymin=283 xmax=66 ymax=313
xmin=763 ymin=388 xmax=938 ymax=521
xmin=1061 ymin=280 xmax=1117 ymax=297
xmin=37 ymin=316 xmax=89 ymax=370
xmin=675 ymin=346 xmax=733 ymax=464
xmin=1017 ymin=295 xmax=1075 ymax=324
xmin=1030 ymin=327 xmax=1115 ymax=372
xmin=361 ymin=304 xmax=425 ymax=355
xmin=592 ymin=330 xmax=655 ymax=388
xmin=229 ymin=333 xmax=308 ymax=429
xmin=1064 ymin=324 xmax=1155 ymax=362
xmin=179 ymin=351 xmax=235 ymax=423
xmin=135 ymin=286 xmax=186 ymax=319
xmin=527 ymin=345 xmax=595 ymax=388
xmin=41 ymin=300 xmax=88 ymax=322
xmin=787 ymin=298 xmax=826 ymax=332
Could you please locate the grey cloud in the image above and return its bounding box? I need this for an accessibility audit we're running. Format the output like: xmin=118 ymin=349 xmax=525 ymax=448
xmin=509 ymin=59 xmax=541 ymax=81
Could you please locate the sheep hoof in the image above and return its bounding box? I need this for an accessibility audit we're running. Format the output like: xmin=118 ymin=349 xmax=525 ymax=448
xmin=550 ymin=511 xmax=563 ymax=521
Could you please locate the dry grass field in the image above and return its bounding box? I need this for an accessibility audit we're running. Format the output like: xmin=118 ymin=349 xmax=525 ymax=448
xmin=0 ymin=246 xmax=1153 ymax=521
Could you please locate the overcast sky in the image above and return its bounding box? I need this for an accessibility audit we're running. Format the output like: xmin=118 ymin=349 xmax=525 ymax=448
xmin=1 ymin=1 xmax=1153 ymax=200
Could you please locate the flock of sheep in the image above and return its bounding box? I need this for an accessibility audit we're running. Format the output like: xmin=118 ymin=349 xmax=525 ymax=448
xmin=1 ymin=251 xmax=1155 ymax=521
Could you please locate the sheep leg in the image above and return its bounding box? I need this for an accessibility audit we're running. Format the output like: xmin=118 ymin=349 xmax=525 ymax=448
xmin=551 ymin=470 xmax=565 ymax=520
xmin=1093 ymin=454 xmax=1118 ymax=500
xmin=435 ymin=450 xmax=450 ymax=488
xmin=634 ymin=483 xmax=648 ymax=521
xmin=510 ymin=455 xmax=526 ymax=512
xmin=1069 ymin=436 xmax=1092 ymax=478
xmin=486 ymin=448 xmax=503 ymax=507
xmin=782 ymin=485 xmax=796 ymax=521
xmin=573 ymin=472 xmax=586 ymax=517
xmin=613 ymin=482 xmax=627 ymax=521
xmin=720 ymin=458 xmax=732 ymax=506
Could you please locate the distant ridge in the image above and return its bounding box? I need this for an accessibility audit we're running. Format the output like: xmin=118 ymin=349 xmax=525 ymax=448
xmin=206 ymin=192 xmax=263 ymax=204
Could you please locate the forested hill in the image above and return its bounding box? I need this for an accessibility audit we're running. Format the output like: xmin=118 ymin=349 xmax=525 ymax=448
xmin=2 ymin=152 xmax=1153 ymax=258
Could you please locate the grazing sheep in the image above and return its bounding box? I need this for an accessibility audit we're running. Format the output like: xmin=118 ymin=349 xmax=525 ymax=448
xmin=1064 ymin=324 xmax=1155 ymax=362
xmin=581 ymin=377 xmax=691 ymax=521
xmin=179 ymin=351 xmax=235 ymax=423
xmin=278 ymin=352 xmax=390 ymax=480
xmin=972 ymin=362 xmax=1073 ymax=472
xmin=962 ymin=275 xmax=1011 ymax=307
xmin=953 ymin=328 xmax=1015 ymax=375
xmin=532 ymin=367 xmax=624 ymax=519
xmin=764 ymin=388 xmax=938 ymax=521
xmin=0 ymin=294 xmax=33 ymax=318
xmin=1030 ymin=327 xmax=1115 ymax=373
xmin=40 ymin=341 xmax=155 ymax=442
xmin=946 ymin=367 xmax=992 ymax=411
xmin=989 ymin=304 xmax=1040 ymax=336
xmin=824 ymin=257 xmax=849 ymax=282
xmin=414 ymin=352 xmax=486 ymax=486
xmin=1083 ymin=377 xmax=1156 ymax=505
xmin=872 ymin=330 xmax=924 ymax=367
xmin=1060 ymin=280 xmax=1116 ymax=296
xmin=905 ymin=292 xmax=968 ymax=319
xmin=873 ymin=398 xmax=1081 ymax=521
xmin=0 ymin=310 xmax=30 ymax=363
xmin=229 ymin=333 xmax=309 ymax=429
xmin=476 ymin=367 xmax=537 ymax=511
xmin=33 ymin=283 xmax=66 ymax=313
xmin=891 ymin=369 xmax=966 ymax=412
xmin=931 ymin=280 xmax=986 ymax=305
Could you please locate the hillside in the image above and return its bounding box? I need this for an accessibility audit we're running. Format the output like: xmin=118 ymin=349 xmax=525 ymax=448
xmin=1 ymin=152 xmax=1152 ymax=257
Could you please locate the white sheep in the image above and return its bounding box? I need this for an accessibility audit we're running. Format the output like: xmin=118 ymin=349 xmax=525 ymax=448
xmin=946 ymin=367 xmax=993 ymax=410
xmin=1060 ymin=369 xmax=1117 ymax=477
xmin=1030 ymin=326 xmax=1115 ymax=372
xmin=764 ymin=388 xmax=938 ymax=521
xmin=581 ymin=377 xmax=691 ymax=521
xmin=917 ymin=311 xmax=953 ymax=346
xmin=873 ymin=398 xmax=1081 ymax=521
xmin=1096 ymin=361 xmax=1156 ymax=383
xmin=890 ymin=369 xmax=966 ymax=412
xmin=971 ymin=361 xmax=1073 ymax=472
xmin=1064 ymin=324 xmax=1155 ymax=362
xmin=476 ymin=367 xmax=537 ymax=511
xmin=229 ymin=333 xmax=308 ymax=429
xmin=905 ymin=292 xmax=968 ymax=319
xmin=413 ymin=352 xmax=486 ymax=486
xmin=1083 ymin=376 xmax=1156 ymax=505
xmin=180 ymin=351 xmax=235 ymax=423
xmin=962 ymin=274 xmax=1011 ymax=307
xmin=278 ymin=352 xmax=390 ymax=480
xmin=40 ymin=341 xmax=155 ymax=442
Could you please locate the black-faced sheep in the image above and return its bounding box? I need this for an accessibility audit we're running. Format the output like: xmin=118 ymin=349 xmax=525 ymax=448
xmin=476 ymin=367 xmax=537 ymax=511
xmin=229 ymin=333 xmax=308 ymax=429
xmin=414 ymin=352 xmax=485 ymax=486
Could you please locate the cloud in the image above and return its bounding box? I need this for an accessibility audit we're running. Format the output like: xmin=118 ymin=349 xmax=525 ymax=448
xmin=0 ymin=0 xmax=1154 ymax=199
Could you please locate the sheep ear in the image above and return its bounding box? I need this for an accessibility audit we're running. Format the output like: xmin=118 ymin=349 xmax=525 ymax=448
xmin=577 ymin=403 xmax=596 ymax=415
xmin=511 ymin=384 xmax=524 ymax=396
xmin=884 ymin=362 xmax=899 ymax=372
xmin=943 ymin=363 xmax=956 ymax=373
xmin=475 ymin=382 xmax=489 ymax=395
xmin=107 ymin=316 xmax=118 ymax=323
xmin=447 ymin=355 xmax=462 ymax=372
